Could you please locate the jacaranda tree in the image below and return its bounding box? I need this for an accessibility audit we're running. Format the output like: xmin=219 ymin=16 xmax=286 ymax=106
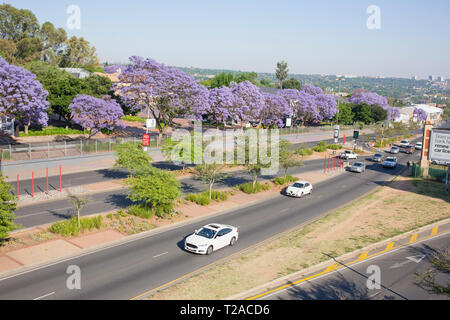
xmin=114 ymin=56 xmax=210 ymax=143
xmin=229 ymin=80 xmax=264 ymax=126
xmin=207 ymin=86 xmax=236 ymax=126
xmin=260 ymin=93 xmax=292 ymax=128
xmin=0 ymin=56 xmax=49 ymax=133
xmin=69 ymin=94 xmax=125 ymax=138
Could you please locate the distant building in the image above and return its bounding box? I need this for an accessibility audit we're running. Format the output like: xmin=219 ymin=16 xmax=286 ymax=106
xmin=60 ymin=68 xmax=91 ymax=79
xmin=412 ymin=76 xmax=419 ymax=81
xmin=428 ymin=75 xmax=434 ymax=81
xmin=437 ymin=76 xmax=444 ymax=82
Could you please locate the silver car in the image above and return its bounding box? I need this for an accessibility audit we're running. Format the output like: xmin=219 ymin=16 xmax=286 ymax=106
xmin=372 ymin=153 xmax=383 ymax=162
xmin=390 ymin=146 xmax=400 ymax=154
xmin=350 ymin=162 xmax=366 ymax=173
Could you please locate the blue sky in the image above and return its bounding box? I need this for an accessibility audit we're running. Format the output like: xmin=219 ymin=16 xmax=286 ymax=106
xmin=4 ymin=0 xmax=450 ymax=78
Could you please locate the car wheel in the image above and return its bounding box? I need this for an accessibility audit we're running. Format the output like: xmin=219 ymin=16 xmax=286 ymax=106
xmin=206 ymin=246 xmax=214 ymax=255
xmin=230 ymin=237 xmax=237 ymax=246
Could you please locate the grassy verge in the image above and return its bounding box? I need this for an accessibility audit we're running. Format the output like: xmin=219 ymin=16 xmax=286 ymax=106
xmin=19 ymin=127 xmax=85 ymax=137
xmin=147 ymin=176 xmax=450 ymax=300
xmin=123 ymin=115 xmax=147 ymax=123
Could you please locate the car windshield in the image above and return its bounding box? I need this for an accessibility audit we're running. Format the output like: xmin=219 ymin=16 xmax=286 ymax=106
xmin=293 ymin=183 xmax=305 ymax=188
xmin=391 ymin=147 xmax=399 ymax=150
xmin=196 ymin=228 xmax=217 ymax=239
xmin=374 ymin=154 xmax=382 ymax=157
xmin=353 ymin=163 xmax=363 ymax=167
xmin=386 ymin=158 xmax=396 ymax=162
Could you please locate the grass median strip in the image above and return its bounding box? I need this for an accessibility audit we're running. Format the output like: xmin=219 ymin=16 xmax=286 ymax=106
xmin=145 ymin=176 xmax=450 ymax=300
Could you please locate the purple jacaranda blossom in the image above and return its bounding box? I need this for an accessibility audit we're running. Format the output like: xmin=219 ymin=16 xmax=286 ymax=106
xmin=114 ymin=57 xmax=210 ymax=137
xmin=260 ymin=93 xmax=292 ymax=128
xmin=207 ymin=86 xmax=236 ymax=124
xmin=104 ymin=65 xmax=125 ymax=74
xmin=301 ymin=84 xmax=324 ymax=96
xmin=0 ymin=56 xmax=49 ymax=130
xmin=315 ymin=94 xmax=338 ymax=120
xmin=413 ymin=107 xmax=427 ymax=122
xmin=229 ymin=81 xmax=265 ymax=125
xmin=386 ymin=107 xmax=401 ymax=121
xmin=348 ymin=90 xmax=389 ymax=108
xmin=69 ymin=94 xmax=125 ymax=137
xmin=278 ymin=89 xmax=320 ymax=124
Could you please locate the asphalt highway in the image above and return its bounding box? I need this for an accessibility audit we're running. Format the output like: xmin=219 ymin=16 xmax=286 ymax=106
xmin=0 ymin=145 xmax=420 ymax=300
xmin=261 ymin=232 xmax=450 ymax=300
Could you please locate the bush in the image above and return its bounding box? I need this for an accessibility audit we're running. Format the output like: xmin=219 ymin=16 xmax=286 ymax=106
xmin=295 ymin=148 xmax=313 ymax=156
xmin=237 ymin=182 xmax=270 ymax=194
xmin=49 ymin=216 xmax=103 ymax=237
xmin=274 ymin=175 xmax=297 ymax=186
xmin=128 ymin=205 xmax=154 ymax=219
xmin=186 ymin=190 xmax=228 ymax=206
xmin=326 ymin=144 xmax=342 ymax=150
xmin=312 ymin=145 xmax=327 ymax=153
xmin=317 ymin=141 xmax=326 ymax=147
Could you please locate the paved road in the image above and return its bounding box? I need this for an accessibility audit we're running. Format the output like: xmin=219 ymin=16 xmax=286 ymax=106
xmin=0 ymin=145 xmax=420 ymax=300
xmin=14 ymin=158 xmax=327 ymax=228
xmin=261 ymin=232 xmax=450 ymax=300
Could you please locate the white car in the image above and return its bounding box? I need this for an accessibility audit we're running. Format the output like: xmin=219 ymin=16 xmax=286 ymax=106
xmin=286 ymin=181 xmax=313 ymax=198
xmin=399 ymin=140 xmax=410 ymax=148
xmin=339 ymin=150 xmax=358 ymax=160
xmin=383 ymin=157 xmax=398 ymax=169
xmin=185 ymin=224 xmax=239 ymax=255
xmin=390 ymin=146 xmax=400 ymax=154
xmin=415 ymin=142 xmax=423 ymax=150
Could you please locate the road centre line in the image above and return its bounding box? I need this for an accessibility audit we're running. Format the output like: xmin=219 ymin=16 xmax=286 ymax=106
xmin=33 ymin=291 xmax=55 ymax=300
xmin=153 ymin=252 xmax=169 ymax=258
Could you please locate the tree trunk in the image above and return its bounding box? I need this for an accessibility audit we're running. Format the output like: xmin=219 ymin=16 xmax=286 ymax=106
xmin=252 ymin=176 xmax=257 ymax=192
xmin=24 ymin=123 xmax=30 ymax=135
xmin=77 ymin=209 xmax=81 ymax=229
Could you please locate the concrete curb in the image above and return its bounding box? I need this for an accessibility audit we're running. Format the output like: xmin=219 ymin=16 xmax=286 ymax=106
xmin=227 ymin=218 xmax=450 ymax=300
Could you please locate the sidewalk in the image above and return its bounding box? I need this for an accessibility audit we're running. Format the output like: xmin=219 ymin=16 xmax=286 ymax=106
xmin=0 ymin=168 xmax=345 ymax=278
xmin=1 ymin=129 xmax=374 ymax=182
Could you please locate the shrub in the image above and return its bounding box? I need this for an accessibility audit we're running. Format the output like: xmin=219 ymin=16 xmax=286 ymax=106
xmin=237 ymin=182 xmax=270 ymax=194
xmin=48 ymin=216 xmax=103 ymax=237
xmin=128 ymin=205 xmax=154 ymax=219
xmin=295 ymin=148 xmax=313 ymax=156
xmin=186 ymin=190 xmax=228 ymax=206
xmin=326 ymin=144 xmax=342 ymax=150
xmin=317 ymin=141 xmax=326 ymax=147
xmin=312 ymin=145 xmax=327 ymax=153
xmin=274 ymin=175 xmax=297 ymax=186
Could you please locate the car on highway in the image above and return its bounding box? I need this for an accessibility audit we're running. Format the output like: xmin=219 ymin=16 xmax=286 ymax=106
xmin=399 ymin=140 xmax=410 ymax=148
xmin=415 ymin=142 xmax=423 ymax=150
xmin=383 ymin=157 xmax=398 ymax=169
xmin=185 ymin=224 xmax=239 ymax=255
xmin=286 ymin=181 xmax=313 ymax=198
xmin=401 ymin=145 xmax=415 ymax=154
xmin=390 ymin=146 xmax=400 ymax=154
xmin=339 ymin=150 xmax=358 ymax=160
xmin=372 ymin=153 xmax=383 ymax=162
xmin=350 ymin=162 xmax=366 ymax=173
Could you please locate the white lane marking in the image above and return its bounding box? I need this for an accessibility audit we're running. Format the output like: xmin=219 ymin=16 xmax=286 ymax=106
xmin=15 ymin=207 xmax=74 ymax=219
xmin=280 ymin=208 xmax=290 ymax=213
xmin=153 ymin=252 xmax=169 ymax=259
xmin=33 ymin=291 xmax=55 ymax=300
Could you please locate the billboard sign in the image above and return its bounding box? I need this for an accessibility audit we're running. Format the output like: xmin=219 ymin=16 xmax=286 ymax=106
xmin=146 ymin=119 xmax=156 ymax=129
xmin=429 ymin=129 xmax=450 ymax=165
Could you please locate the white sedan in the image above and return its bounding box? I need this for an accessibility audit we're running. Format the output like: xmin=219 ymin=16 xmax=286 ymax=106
xmin=285 ymin=181 xmax=313 ymax=198
xmin=184 ymin=224 xmax=239 ymax=255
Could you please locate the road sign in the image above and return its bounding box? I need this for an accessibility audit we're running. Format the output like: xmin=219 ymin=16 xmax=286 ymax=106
xmin=286 ymin=118 xmax=292 ymax=128
xmin=142 ymin=134 xmax=150 ymax=147
xmin=353 ymin=131 xmax=360 ymax=140
xmin=429 ymin=129 xmax=450 ymax=165
xmin=146 ymin=119 xmax=156 ymax=129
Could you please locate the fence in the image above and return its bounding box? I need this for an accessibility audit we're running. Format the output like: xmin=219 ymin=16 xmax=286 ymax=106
xmin=0 ymin=135 xmax=166 ymax=162
xmin=412 ymin=163 xmax=448 ymax=181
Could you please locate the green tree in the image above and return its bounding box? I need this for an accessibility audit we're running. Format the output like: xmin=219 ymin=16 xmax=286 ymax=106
xmin=39 ymin=21 xmax=67 ymax=65
xmin=352 ymin=103 xmax=373 ymax=125
xmin=336 ymin=102 xmax=354 ymax=125
xmin=259 ymin=79 xmax=273 ymax=87
xmin=59 ymin=36 xmax=100 ymax=68
xmin=370 ymin=105 xmax=388 ymax=123
xmin=68 ymin=193 xmax=90 ymax=229
xmin=276 ymin=61 xmax=289 ymax=89
xmin=0 ymin=38 xmax=17 ymax=64
xmin=125 ymin=167 xmax=181 ymax=218
xmin=195 ymin=163 xmax=226 ymax=200
xmin=282 ymin=78 xmax=302 ymax=90
xmin=209 ymin=72 xmax=236 ymax=88
xmin=279 ymin=140 xmax=303 ymax=178
xmin=0 ymin=4 xmax=40 ymax=42
xmin=114 ymin=142 xmax=153 ymax=177
xmin=0 ymin=173 xmax=19 ymax=241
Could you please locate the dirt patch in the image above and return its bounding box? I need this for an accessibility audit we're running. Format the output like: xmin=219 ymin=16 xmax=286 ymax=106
xmin=146 ymin=176 xmax=450 ymax=300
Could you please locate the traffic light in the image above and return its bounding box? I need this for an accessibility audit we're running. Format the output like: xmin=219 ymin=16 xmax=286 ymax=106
xmin=353 ymin=131 xmax=360 ymax=140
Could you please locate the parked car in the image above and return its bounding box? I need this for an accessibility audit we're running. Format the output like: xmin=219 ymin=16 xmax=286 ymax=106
xmin=286 ymin=181 xmax=313 ymax=198
xmin=390 ymin=146 xmax=400 ymax=154
xmin=184 ymin=224 xmax=239 ymax=255
xmin=372 ymin=153 xmax=383 ymax=162
xmin=383 ymin=157 xmax=398 ymax=169
xmin=350 ymin=162 xmax=366 ymax=173
xmin=339 ymin=150 xmax=358 ymax=160
xmin=415 ymin=142 xmax=423 ymax=150
xmin=399 ymin=140 xmax=410 ymax=148
xmin=401 ymin=145 xmax=415 ymax=154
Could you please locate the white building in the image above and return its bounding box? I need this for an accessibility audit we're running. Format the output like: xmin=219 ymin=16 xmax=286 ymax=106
xmin=394 ymin=104 xmax=444 ymax=124
xmin=60 ymin=68 xmax=91 ymax=79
